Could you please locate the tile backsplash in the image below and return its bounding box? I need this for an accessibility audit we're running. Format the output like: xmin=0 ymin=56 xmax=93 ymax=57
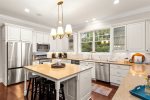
xmin=47 ymin=52 xmax=150 ymax=63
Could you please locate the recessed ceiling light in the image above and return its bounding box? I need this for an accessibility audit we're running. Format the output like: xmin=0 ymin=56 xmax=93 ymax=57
xmin=114 ymin=0 xmax=119 ymax=5
xmin=92 ymin=18 xmax=96 ymax=21
xmin=24 ymin=8 xmax=30 ymax=13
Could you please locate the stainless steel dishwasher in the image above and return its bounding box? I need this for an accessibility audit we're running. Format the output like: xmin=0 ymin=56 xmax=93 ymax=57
xmin=95 ymin=63 xmax=110 ymax=82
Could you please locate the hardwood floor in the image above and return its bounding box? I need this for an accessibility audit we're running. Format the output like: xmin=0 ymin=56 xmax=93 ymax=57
xmin=91 ymin=80 xmax=118 ymax=100
xmin=0 ymin=81 xmax=118 ymax=100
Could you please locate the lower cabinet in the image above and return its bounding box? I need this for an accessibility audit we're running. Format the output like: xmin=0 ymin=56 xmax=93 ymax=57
xmin=110 ymin=64 xmax=129 ymax=85
xmin=80 ymin=61 xmax=95 ymax=79
xmin=63 ymin=77 xmax=76 ymax=100
xmin=62 ymin=69 xmax=92 ymax=100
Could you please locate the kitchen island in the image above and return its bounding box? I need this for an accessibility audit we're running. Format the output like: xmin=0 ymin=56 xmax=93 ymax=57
xmin=24 ymin=63 xmax=92 ymax=100
xmin=112 ymin=64 xmax=150 ymax=100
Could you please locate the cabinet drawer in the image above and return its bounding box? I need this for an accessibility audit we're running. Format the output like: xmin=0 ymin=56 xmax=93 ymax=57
xmin=110 ymin=68 xmax=129 ymax=77
xmin=110 ymin=76 xmax=123 ymax=84
xmin=110 ymin=64 xmax=129 ymax=70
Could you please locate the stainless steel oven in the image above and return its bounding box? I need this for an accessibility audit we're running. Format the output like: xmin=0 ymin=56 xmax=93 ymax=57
xmin=37 ymin=43 xmax=50 ymax=52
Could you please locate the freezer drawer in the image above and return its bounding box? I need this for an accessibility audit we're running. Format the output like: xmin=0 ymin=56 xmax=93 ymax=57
xmin=7 ymin=68 xmax=24 ymax=85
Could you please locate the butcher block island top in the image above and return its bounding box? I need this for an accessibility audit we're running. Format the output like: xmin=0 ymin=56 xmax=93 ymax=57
xmin=24 ymin=63 xmax=92 ymax=80
xmin=113 ymin=64 xmax=150 ymax=100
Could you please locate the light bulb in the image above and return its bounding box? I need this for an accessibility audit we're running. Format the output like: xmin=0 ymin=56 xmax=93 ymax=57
xmin=65 ymin=24 xmax=72 ymax=37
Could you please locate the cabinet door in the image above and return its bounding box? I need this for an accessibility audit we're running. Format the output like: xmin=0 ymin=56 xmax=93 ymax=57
xmin=43 ymin=33 xmax=50 ymax=44
xmin=87 ymin=62 xmax=95 ymax=79
xmin=49 ymin=37 xmax=56 ymax=52
xmin=113 ymin=26 xmax=126 ymax=51
xmin=79 ymin=69 xmax=91 ymax=100
xmin=21 ymin=28 xmax=33 ymax=42
xmin=7 ymin=26 xmax=20 ymax=41
xmin=36 ymin=32 xmax=44 ymax=44
xmin=146 ymin=20 xmax=150 ymax=52
xmin=56 ymin=39 xmax=62 ymax=52
xmin=62 ymin=37 xmax=69 ymax=52
xmin=127 ymin=21 xmax=145 ymax=52
xmin=32 ymin=31 xmax=37 ymax=44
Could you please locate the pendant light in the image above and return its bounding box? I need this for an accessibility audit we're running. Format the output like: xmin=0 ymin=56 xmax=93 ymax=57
xmin=51 ymin=0 xmax=72 ymax=40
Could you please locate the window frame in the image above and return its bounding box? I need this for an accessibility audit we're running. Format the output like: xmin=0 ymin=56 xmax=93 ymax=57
xmin=80 ymin=28 xmax=111 ymax=53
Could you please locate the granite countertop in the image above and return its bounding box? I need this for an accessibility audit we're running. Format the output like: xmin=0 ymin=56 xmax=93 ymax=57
xmin=112 ymin=64 xmax=150 ymax=100
xmin=24 ymin=63 xmax=92 ymax=80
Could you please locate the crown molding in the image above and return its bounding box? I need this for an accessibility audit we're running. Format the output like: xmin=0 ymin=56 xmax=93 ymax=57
xmin=0 ymin=14 xmax=51 ymax=30
xmin=73 ymin=6 xmax=150 ymax=30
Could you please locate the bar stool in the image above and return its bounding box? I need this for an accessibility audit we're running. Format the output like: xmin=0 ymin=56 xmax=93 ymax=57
xmin=26 ymin=75 xmax=40 ymax=100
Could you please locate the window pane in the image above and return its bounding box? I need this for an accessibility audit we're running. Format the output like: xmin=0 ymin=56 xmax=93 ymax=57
xmin=81 ymin=42 xmax=92 ymax=52
xmin=95 ymin=42 xmax=110 ymax=52
xmin=95 ymin=28 xmax=110 ymax=52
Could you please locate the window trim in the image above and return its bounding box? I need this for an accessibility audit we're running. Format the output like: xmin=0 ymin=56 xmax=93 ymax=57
xmin=80 ymin=28 xmax=111 ymax=53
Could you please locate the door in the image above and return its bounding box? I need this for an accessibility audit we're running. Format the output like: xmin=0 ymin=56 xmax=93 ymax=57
xmin=7 ymin=68 xmax=24 ymax=85
xmin=22 ymin=42 xmax=32 ymax=66
xmin=7 ymin=42 xmax=22 ymax=69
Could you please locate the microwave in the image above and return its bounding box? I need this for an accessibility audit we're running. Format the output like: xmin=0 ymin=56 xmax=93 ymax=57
xmin=37 ymin=43 xmax=50 ymax=52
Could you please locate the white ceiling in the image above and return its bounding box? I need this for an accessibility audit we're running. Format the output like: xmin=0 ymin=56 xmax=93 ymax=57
xmin=0 ymin=0 xmax=150 ymax=28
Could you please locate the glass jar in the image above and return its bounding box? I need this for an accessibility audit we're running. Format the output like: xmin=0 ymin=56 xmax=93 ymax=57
xmin=145 ymin=75 xmax=150 ymax=94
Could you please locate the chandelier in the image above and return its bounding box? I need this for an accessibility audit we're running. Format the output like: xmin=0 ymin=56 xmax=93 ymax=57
xmin=51 ymin=0 xmax=72 ymax=40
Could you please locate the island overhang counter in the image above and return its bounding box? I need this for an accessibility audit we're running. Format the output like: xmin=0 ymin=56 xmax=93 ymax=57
xmin=24 ymin=63 xmax=92 ymax=100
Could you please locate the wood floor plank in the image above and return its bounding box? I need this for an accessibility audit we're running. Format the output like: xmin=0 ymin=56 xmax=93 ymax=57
xmin=0 ymin=81 xmax=118 ymax=100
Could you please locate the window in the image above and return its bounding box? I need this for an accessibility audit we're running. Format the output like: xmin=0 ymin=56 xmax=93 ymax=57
xmin=95 ymin=29 xmax=110 ymax=52
xmin=80 ymin=28 xmax=110 ymax=52
xmin=68 ymin=35 xmax=74 ymax=51
xmin=81 ymin=32 xmax=93 ymax=52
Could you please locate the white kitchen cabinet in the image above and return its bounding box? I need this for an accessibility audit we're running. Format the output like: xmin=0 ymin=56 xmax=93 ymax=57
xmin=110 ymin=64 xmax=129 ymax=85
xmin=126 ymin=21 xmax=146 ymax=52
xmin=7 ymin=25 xmax=21 ymax=41
xmin=63 ymin=77 xmax=76 ymax=100
xmin=32 ymin=31 xmax=37 ymax=44
xmin=78 ymin=69 xmax=91 ymax=100
xmin=62 ymin=37 xmax=69 ymax=52
xmin=80 ymin=61 xmax=95 ymax=79
xmin=36 ymin=32 xmax=44 ymax=44
xmin=21 ymin=28 xmax=33 ymax=42
xmin=113 ymin=26 xmax=126 ymax=51
xmin=146 ymin=20 xmax=150 ymax=52
xmin=43 ymin=33 xmax=50 ymax=44
xmin=49 ymin=37 xmax=57 ymax=52
xmin=56 ymin=39 xmax=62 ymax=52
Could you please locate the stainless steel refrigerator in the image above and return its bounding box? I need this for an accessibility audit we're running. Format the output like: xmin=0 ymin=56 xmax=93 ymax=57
xmin=7 ymin=41 xmax=32 ymax=85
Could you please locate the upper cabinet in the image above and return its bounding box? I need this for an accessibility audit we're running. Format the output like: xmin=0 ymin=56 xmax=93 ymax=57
xmin=36 ymin=32 xmax=44 ymax=44
xmin=126 ymin=21 xmax=145 ymax=52
xmin=146 ymin=20 xmax=150 ymax=52
xmin=7 ymin=25 xmax=21 ymax=41
xmin=43 ymin=33 xmax=50 ymax=44
xmin=113 ymin=26 xmax=126 ymax=51
xmin=2 ymin=24 xmax=33 ymax=42
xmin=21 ymin=28 xmax=33 ymax=42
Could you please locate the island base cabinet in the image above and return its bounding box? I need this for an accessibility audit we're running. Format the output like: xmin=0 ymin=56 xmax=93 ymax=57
xmin=63 ymin=78 xmax=77 ymax=100
xmin=78 ymin=69 xmax=92 ymax=100
xmin=62 ymin=69 xmax=92 ymax=100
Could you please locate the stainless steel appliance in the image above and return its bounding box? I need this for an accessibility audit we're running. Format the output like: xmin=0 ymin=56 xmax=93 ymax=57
xmin=71 ymin=60 xmax=80 ymax=65
xmin=7 ymin=41 xmax=32 ymax=85
xmin=95 ymin=63 xmax=110 ymax=82
xmin=37 ymin=43 xmax=50 ymax=52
